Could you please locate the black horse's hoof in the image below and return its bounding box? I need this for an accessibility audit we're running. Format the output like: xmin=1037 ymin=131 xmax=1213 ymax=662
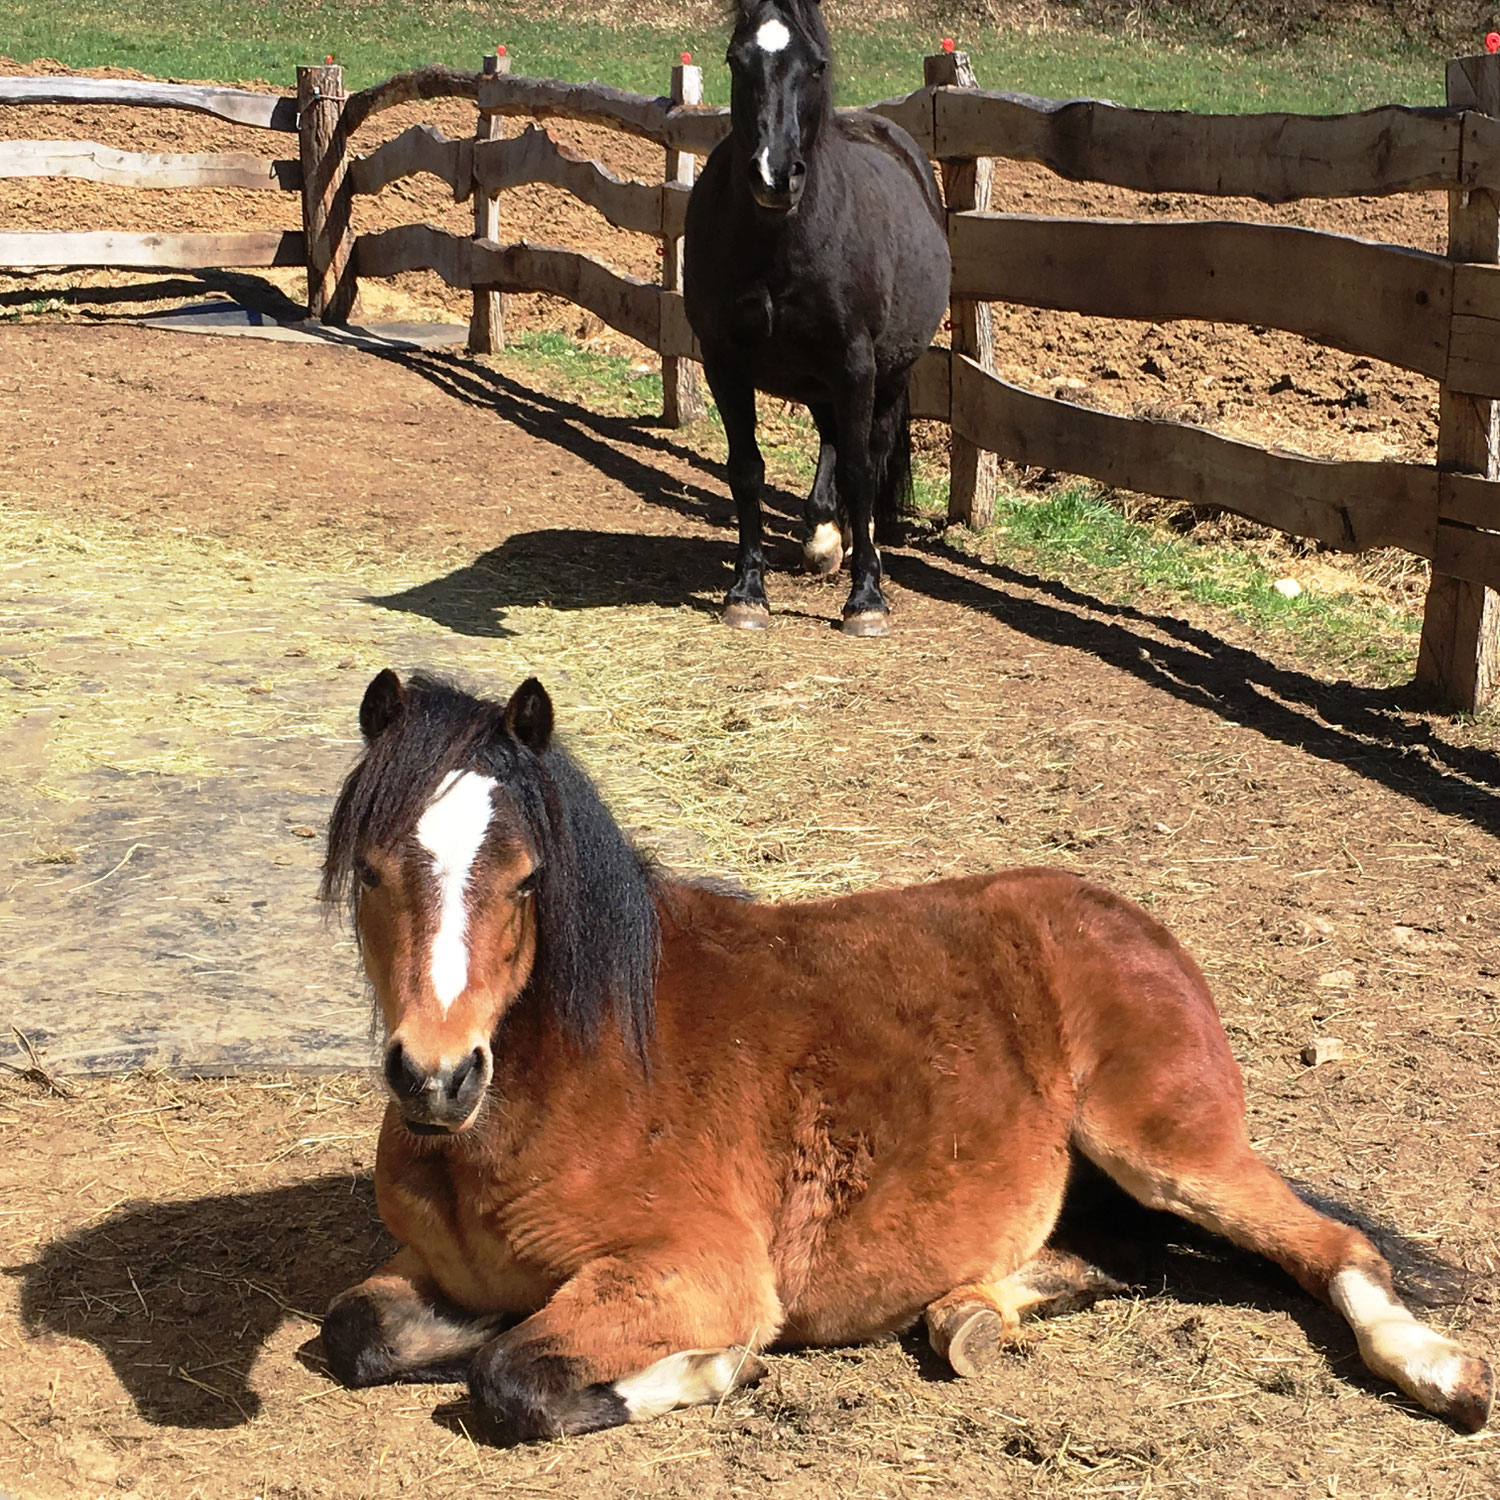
xmin=723 ymin=601 xmax=772 ymax=630
xmin=841 ymin=610 xmax=890 ymax=638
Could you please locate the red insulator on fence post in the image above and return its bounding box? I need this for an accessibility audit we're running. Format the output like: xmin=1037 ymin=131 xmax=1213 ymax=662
xmin=469 ymin=47 xmax=513 ymax=355
xmin=297 ymin=60 xmax=356 ymax=324
xmin=924 ymin=42 xmax=996 ymax=530
xmin=662 ymin=53 xmax=706 ymax=426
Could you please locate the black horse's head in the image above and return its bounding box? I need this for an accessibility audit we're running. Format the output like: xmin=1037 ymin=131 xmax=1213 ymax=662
xmin=727 ymin=0 xmax=833 ymax=212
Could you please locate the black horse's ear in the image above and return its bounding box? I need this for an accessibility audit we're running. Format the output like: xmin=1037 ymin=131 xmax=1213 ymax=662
xmin=359 ymin=669 xmax=408 ymax=742
xmin=505 ymin=677 xmax=554 ymax=754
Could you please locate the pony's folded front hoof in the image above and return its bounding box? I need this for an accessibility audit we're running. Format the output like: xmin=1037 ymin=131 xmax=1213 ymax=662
xmin=723 ymin=602 xmax=771 ymax=631
xmin=841 ymin=610 xmax=890 ymax=638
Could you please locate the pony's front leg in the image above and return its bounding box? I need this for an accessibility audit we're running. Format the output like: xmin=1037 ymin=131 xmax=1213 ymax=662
xmin=835 ymin=359 xmax=887 ymax=637
xmin=467 ymin=1244 xmax=779 ymax=1444
xmin=322 ymin=1248 xmax=506 ymax=1388
xmin=703 ymin=360 xmax=772 ymax=629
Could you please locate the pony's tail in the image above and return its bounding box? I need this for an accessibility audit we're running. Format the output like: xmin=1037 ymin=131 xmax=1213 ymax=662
xmin=872 ymin=382 xmax=914 ymax=546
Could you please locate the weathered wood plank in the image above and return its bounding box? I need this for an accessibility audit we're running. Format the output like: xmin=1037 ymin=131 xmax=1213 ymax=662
xmin=662 ymin=61 xmax=705 ymax=427
xmin=474 ymin=124 xmax=684 ymax=237
xmin=1439 ymin=469 xmax=1500 ymax=528
xmin=299 ymin=63 xmax=356 ymax=325
xmin=1434 ymin=518 xmax=1500 ymax=588
xmin=948 ymin=353 xmax=1439 ymax=558
xmin=478 ymin=73 xmax=729 ymax=154
xmin=0 ymin=229 xmax=305 ymax=268
xmin=0 ymin=139 xmax=300 ymax=191
xmin=951 ymin=212 xmax=1453 ymax=380
xmin=351 ymin=123 xmax=472 ymax=199
xmin=1419 ymin=52 xmax=1500 ymax=709
xmin=355 ymin=223 xmax=697 ymax=355
xmin=470 ymin=50 xmax=509 ymax=356
xmin=0 ymin=76 xmax=296 ymax=131
xmin=864 ymin=87 xmax=936 ymax=155
xmin=908 ymin=346 xmax=950 ymax=422
xmin=927 ymin=49 xmax=997 ymax=530
xmin=1446 ymin=260 xmax=1500 ymax=397
xmin=933 ymin=88 xmax=1469 ymax=201
xmin=341 ymin=65 xmax=479 ymax=137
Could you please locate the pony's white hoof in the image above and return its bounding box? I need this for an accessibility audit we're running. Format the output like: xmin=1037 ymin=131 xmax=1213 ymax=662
xmin=803 ymin=522 xmax=844 ymax=575
xmin=841 ymin=610 xmax=890 ymax=638
xmin=723 ymin=602 xmax=771 ymax=631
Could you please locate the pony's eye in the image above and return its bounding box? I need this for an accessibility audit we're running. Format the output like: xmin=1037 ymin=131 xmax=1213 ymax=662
xmin=516 ymin=870 xmax=539 ymax=900
xmin=356 ymin=859 xmax=380 ymax=890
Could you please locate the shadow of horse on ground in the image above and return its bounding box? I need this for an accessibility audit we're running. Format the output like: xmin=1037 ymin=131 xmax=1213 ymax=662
xmin=13 ymin=1168 xmax=1474 ymax=1431
xmin=367 ymin=529 xmax=741 ymax=638
xmin=13 ymin=1175 xmax=390 ymax=1428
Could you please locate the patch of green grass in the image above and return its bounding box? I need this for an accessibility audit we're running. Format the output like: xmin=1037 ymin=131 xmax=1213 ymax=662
xmin=954 ymin=481 xmax=1422 ymax=683
xmin=1 ymin=0 xmax=1453 ymax=110
xmin=498 ymin=330 xmax=664 ymax=417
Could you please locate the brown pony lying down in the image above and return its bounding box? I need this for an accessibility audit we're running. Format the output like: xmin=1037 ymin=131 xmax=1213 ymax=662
xmin=317 ymin=670 xmax=1492 ymax=1444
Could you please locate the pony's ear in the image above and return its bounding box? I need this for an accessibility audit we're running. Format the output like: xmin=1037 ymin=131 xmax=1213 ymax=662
xmin=358 ymin=669 xmax=408 ymax=742
xmin=505 ymin=677 xmax=554 ymax=754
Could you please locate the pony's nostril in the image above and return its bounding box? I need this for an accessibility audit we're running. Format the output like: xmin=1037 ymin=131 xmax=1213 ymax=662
xmin=383 ymin=1042 xmax=426 ymax=1099
xmin=790 ymin=160 xmax=806 ymax=179
xmin=447 ymin=1046 xmax=488 ymax=1107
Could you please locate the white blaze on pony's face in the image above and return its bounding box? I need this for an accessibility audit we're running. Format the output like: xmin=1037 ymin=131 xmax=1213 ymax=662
xmin=415 ymin=769 xmax=498 ymax=1011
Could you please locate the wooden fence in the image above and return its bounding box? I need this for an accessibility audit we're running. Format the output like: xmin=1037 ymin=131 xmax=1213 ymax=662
xmin=4 ymin=52 xmax=1500 ymax=710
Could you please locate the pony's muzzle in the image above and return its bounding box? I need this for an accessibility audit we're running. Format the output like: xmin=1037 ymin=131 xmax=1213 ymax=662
xmin=749 ymin=157 xmax=805 ymax=211
xmin=383 ymin=1040 xmax=492 ymax=1132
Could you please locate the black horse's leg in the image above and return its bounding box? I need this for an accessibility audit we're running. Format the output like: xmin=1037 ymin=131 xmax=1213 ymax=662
xmin=802 ymin=402 xmax=843 ymax=575
xmin=704 ymin=361 xmax=771 ymax=629
xmin=835 ymin=354 xmax=888 ymax=635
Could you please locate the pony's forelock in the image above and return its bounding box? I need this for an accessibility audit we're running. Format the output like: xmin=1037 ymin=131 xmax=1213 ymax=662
xmin=322 ymin=673 xmax=658 ymax=1062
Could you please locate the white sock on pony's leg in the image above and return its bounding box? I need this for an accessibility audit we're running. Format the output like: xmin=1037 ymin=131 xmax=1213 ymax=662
xmin=1330 ymin=1267 xmax=1493 ymax=1429
xmin=611 ymin=1347 xmax=767 ymax=1423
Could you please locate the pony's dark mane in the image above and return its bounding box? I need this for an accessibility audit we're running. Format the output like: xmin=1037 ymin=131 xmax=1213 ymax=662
xmin=322 ymin=673 xmax=659 ymax=1060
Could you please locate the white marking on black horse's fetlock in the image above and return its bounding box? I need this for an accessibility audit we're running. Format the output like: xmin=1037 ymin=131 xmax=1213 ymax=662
xmin=612 ymin=1347 xmax=767 ymax=1421
xmin=804 ymin=520 xmax=844 ymax=573
xmin=415 ymin=769 xmax=498 ymax=1010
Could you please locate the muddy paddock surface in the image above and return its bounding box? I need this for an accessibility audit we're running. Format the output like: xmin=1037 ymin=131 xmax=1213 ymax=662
xmin=3 ymin=64 xmax=1500 ymax=1500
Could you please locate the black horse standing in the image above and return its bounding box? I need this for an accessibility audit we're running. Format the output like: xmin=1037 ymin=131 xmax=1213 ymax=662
xmin=684 ymin=0 xmax=950 ymax=635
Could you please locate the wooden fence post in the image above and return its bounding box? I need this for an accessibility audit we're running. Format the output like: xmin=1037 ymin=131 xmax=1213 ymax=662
xmin=662 ymin=55 xmax=705 ymax=425
xmin=297 ymin=61 xmax=356 ymax=323
xmin=1418 ymin=51 xmax=1500 ymax=712
xmin=925 ymin=46 xmax=997 ymax=530
xmin=470 ymin=48 xmax=510 ymax=354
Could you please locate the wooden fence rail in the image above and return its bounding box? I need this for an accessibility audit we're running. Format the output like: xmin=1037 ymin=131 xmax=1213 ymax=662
xmin=5 ymin=55 xmax=1500 ymax=706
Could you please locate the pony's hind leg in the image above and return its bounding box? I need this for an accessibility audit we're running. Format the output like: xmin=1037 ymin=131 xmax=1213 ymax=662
xmin=926 ymin=1251 xmax=1125 ymax=1377
xmin=1075 ymin=1086 xmax=1493 ymax=1428
xmin=322 ymin=1249 xmax=504 ymax=1388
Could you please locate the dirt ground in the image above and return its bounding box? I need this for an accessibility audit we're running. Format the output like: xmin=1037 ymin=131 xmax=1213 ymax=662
xmin=3 ymin=60 xmax=1500 ymax=1500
